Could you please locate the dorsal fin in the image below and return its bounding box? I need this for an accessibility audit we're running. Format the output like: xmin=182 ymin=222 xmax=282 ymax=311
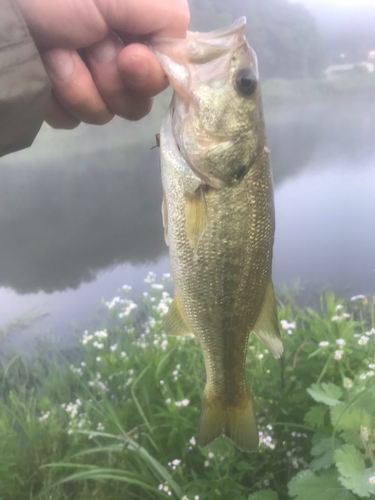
xmin=252 ymin=280 xmax=283 ymax=359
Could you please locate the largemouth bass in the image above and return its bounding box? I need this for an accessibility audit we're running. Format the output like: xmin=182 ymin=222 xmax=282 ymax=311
xmin=151 ymin=17 xmax=283 ymax=452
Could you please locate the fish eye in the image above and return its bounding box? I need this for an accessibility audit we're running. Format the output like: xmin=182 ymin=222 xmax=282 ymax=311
xmin=235 ymin=68 xmax=257 ymax=96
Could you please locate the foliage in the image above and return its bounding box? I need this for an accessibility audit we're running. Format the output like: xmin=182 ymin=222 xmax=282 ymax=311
xmin=0 ymin=275 xmax=374 ymax=499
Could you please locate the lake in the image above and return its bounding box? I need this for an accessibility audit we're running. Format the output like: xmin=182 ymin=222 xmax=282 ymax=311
xmin=0 ymin=93 xmax=374 ymax=350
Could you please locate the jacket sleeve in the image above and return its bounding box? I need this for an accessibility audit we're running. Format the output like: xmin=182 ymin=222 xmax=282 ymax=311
xmin=0 ymin=0 xmax=51 ymax=157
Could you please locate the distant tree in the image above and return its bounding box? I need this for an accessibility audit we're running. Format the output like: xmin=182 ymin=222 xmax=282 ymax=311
xmin=189 ymin=0 xmax=325 ymax=79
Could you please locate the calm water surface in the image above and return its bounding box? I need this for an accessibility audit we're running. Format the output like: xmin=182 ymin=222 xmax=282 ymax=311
xmin=0 ymin=96 xmax=374 ymax=349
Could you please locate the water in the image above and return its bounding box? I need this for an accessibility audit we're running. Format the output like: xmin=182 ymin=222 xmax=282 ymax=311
xmin=0 ymin=95 xmax=374 ymax=348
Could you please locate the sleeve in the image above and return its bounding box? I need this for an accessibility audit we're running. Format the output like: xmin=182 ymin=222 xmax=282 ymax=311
xmin=0 ymin=0 xmax=51 ymax=157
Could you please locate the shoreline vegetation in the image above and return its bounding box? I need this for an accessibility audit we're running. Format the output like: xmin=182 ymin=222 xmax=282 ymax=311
xmin=1 ymin=273 xmax=374 ymax=500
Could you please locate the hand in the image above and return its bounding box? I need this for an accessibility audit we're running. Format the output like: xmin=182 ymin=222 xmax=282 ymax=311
xmin=14 ymin=0 xmax=190 ymax=129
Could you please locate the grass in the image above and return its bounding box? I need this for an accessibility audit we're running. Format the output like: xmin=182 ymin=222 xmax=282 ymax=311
xmin=0 ymin=274 xmax=374 ymax=500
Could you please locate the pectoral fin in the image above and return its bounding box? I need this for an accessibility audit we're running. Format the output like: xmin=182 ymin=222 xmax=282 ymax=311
xmin=252 ymin=280 xmax=283 ymax=359
xmin=185 ymin=187 xmax=207 ymax=252
xmin=161 ymin=192 xmax=169 ymax=246
xmin=165 ymin=291 xmax=194 ymax=337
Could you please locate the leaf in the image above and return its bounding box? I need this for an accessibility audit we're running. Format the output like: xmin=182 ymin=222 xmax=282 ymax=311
xmin=334 ymin=444 xmax=375 ymax=497
xmin=304 ymin=405 xmax=327 ymax=429
xmin=330 ymin=404 xmax=373 ymax=431
xmin=248 ymin=490 xmax=278 ymax=500
xmin=307 ymin=383 xmax=343 ymax=406
xmin=288 ymin=469 xmax=356 ymax=500
xmin=310 ymin=434 xmax=343 ymax=472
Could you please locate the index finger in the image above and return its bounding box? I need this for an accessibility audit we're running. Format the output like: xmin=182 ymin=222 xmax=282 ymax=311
xmin=95 ymin=0 xmax=190 ymax=38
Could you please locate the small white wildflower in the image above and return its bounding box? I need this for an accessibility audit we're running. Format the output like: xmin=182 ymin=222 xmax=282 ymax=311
xmin=366 ymin=330 xmax=374 ymax=336
xmin=81 ymin=362 xmax=86 ymax=367
xmin=331 ymin=315 xmax=341 ymax=322
xmin=334 ymin=350 xmax=344 ymax=360
xmin=204 ymin=460 xmax=210 ymax=467
xmin=92 ymin=341 xmax=104 ymax=349
xmin=336 ymin=339 xmax=346 ymax=346
xmin=369 ymin=364 xmax=375 ymax=369
xmin=171 ymin=459 xmax=181 ymax=468
xmin=120 ymin=351 xmax=127 ymax=358
xmin=81 ymin=333 xmax=93 ymax=345
xmin=110 ymin=343 xmax=118 ymax=352
xmin=367 ymin=371 xmax=375 ymax=377
xmin=158 ymin=484 xmax=163 ymax=490
xmin=152 ymin=284 xmax=164 ymax=290
xmin=161 ymin=339 xmax=168 ymax=350
xmin=351 ymin=294 xmax=365 ymax=301
xmin=39 ymin=411 xmax=51 ymax=421
xmin=189 ymin=436 xmax=196 ymax=446
xmin=319 ymin=341 xmax=329 ymax=347
xmin=358 ymin=336 xmax=369 ymax=345
xmin=336 ymin=305 xmax=343 ymax=311
xmin=360 ymin=373 xmax=367 ymax=379
xmin=369 ymin=476 xmax=375 ymax=484
xmin=181 ymin=399 xmax=190 ymax=407
xmin=96 ymin=356 xmax=101 ymax=362
xmin=343 ymin=313 xmax=351 ymax=319
xmin=160 ymin=380 xmax=164 ymax=385
xmin=195 ymin=496 xmax=199 ymax=500
xmin=144 ymin=272 xmax=156 ymax=284
xmin=257 ymin=354 xmax=264 ymax=360
xmin=208 ymin=451 xmax=214 ymax=459
xmin=343 ymin=377 xmax=353 ymax=388
xmin=287 ymin=329 xmax=293 ymax=335
xmin=163 ymin=486 xmax=169 ymax=492
xmin=129 ymin=369 xmax=134 ymax=376
xmin=97 ymin=422 xmax=105 ymax=431
xmin=166 ymin=398 xmax=171 ymax=404
xmin=95 ymin=330 xmax=108 ymax=338
xmin=122 ymin=285 xmax=132 ymax=291
xmin=280 ymin=320 xmax=296 ymax=330
xmin=172 ymin=370 xmax=179 ymax=376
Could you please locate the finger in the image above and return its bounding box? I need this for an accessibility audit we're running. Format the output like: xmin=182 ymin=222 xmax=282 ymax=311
xmin=117 ymin=43 xmax=169 ymax=97
xmin=95 ymin=0 xmax=190 ymax=38
xmin=42 ymin=48 xmax=114 ymax=125
xmin=85 ymin=34 xmax=153 ymax=120
xmin=45 ymin=92 xmax=81 ymax=129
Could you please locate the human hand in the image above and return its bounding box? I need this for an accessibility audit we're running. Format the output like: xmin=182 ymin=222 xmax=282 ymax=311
xmin=14 ymin=0 xmax=190 ymax=129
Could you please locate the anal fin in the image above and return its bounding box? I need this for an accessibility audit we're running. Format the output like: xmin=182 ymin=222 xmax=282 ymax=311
xmin=165 ymin=291 xmax=193 ymax=337
xmin=252 ymin=280 xmax=283 ymax=359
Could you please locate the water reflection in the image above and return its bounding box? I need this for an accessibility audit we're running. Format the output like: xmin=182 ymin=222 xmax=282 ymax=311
xmin=0 ymin=97 xmax=374 ymax=298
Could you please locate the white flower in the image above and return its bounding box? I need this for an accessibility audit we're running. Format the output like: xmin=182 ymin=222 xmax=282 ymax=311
xmin=168 ymin=459 xmax=181 ymax=469
xmin=360 ymin=373 xmax=367 ymax=380
xmin=280 ymin=320 xmax=296 ymax=330
xmin=189 ymin=436 xmax=196 ymax=446
xmin=319 ymin=341 xmax=329 ymax=347
xmin=129 ymin=369 xmax=134 ymax=376
xmin=351 ymin=294 xmax=365 ymax=301
xmin=204 ymin=460 xmax=210 ymax=467
xmin=331 ymin=315 xmax=341 ymax=322
xmin=287 ymin=329 xmax=293 ymax=335
xmin=181 ymin=399 xmax=190 ymax=406
xmin=161 ymin=339 xmax=168 ymax=350
xmin=208 ymin=451 xmax=214 ymax=459
xmin=81 ymin=333 xmax=93 ymax=345
xmin=172 ymin=370 xmax=179 ymax=376
xmin=120 ymin=351 xmax=127 ymax=358
xmin=39 ymin=411 xmax=50 ymax=421
xmin=95 ymin=329 xmax=108 ymax=338
xmin=81 ymin=362 xmax=86 ymax=367
xmin=343 ymin=377 xmax=353 ymax=388
xmin=366 ymin=371 xmax=375 ymax=377
xmin=166 ymin=398 xmax=171 ymax=404
xmin=358 ymin=336 xmax=369 ymax=345
xmin=163 ymin=273 xmax=171 ymax=278
xmin=366 ymin=330 xmax=375 ymax=336
xmin=144 ymin=272 xmax=156 ymax=284
xmin=152 ymin=284 xmax=164 ymax=290
xmin=122 ymin=285 xmax=132 ymax=291
xmin=369 ymin=364 xmax=375 ymax=369
xmin=195 ymin=496 xmax=199 ymax=500
xmin=96 ymin=356 xmax=101 ymax=362
xmin=93 ymin=341 xmax=104 ymax=349
xmin=97 ymin=422 xmax=105 ymax=431
xmin=369 ymin=476 xmax=375 ymax=484
xmin=158 ymin=484 xmax=163 ymax=490
xmin=336 ymin=339 xmax=346 ymax=346
xmin=257 ymin=354 xmax=264 ymax=360
xmin=110 ymin=343 xmax=118 ymax=352
xmin=336 ymin=305 xmax=343 ymax=311
xmin=343 ymin=313 xmax=351 ymax=319
xmin=334 ymin=350 xmax=344 ymax=360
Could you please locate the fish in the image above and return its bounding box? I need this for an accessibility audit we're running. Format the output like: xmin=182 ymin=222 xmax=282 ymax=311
xmin=151 ymin=17 xmax=283 ymax=453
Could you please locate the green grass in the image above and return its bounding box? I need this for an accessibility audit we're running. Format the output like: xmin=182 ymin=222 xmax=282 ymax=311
xmin=0 ymin=274 xmax=374 ymax=500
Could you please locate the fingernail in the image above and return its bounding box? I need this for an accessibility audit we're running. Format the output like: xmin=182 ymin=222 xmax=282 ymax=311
xmin=121 ymin=55 xmax=150 ymax=82
xmin=90 ymin=38 xmax=117 ymax=62
xmin=43 ymin=49 xmax=74 ymax=81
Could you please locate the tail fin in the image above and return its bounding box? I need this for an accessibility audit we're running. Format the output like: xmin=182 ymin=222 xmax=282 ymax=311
xmin=198 ymin=387 xmax=259 ymax=453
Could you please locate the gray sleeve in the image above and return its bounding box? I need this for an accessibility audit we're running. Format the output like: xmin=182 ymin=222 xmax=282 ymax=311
xmin=0 ymin=0 xmax=51 ymax=157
